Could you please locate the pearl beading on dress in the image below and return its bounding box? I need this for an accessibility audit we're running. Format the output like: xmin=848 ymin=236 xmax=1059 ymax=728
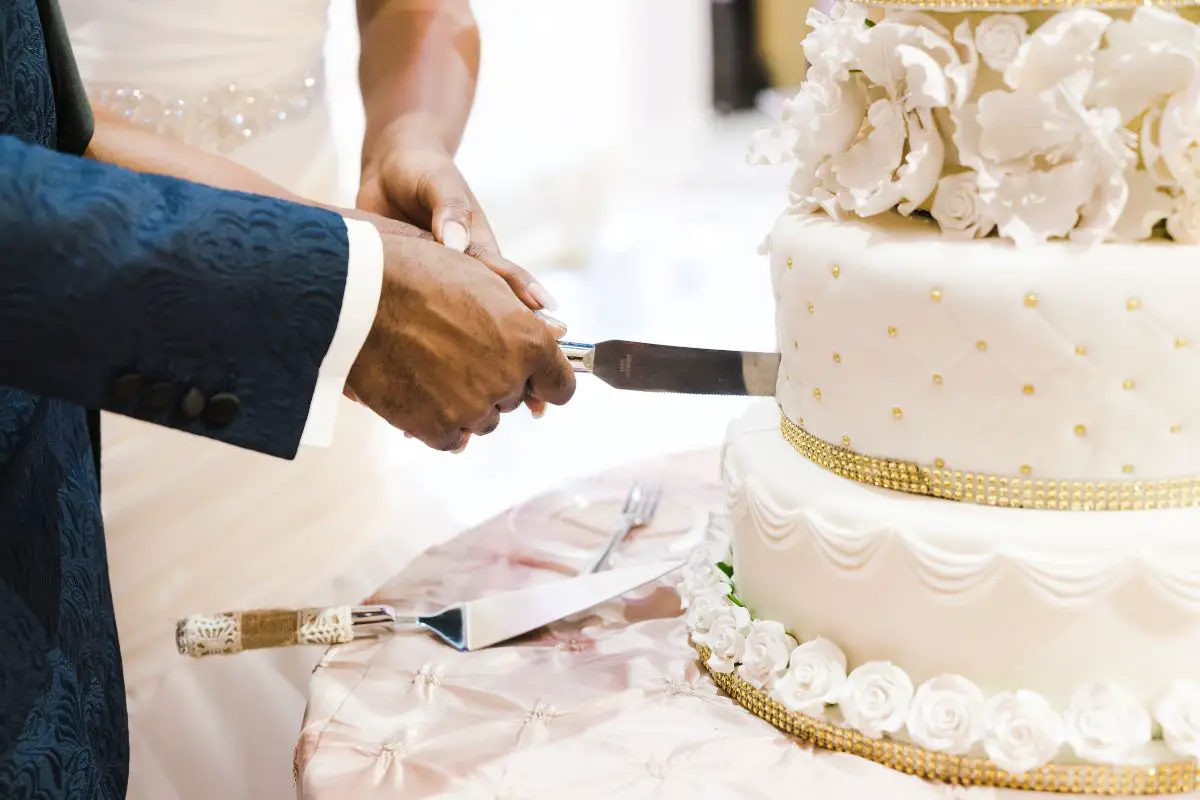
xmin=89 ymin=67 xmax=323 ymax=153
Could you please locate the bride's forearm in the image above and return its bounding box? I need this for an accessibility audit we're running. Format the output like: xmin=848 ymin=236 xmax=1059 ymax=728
xmin=85 ymin=105 xmax=309 ymax=204
xmin=356 ymin=0 xmax=480 ymax=157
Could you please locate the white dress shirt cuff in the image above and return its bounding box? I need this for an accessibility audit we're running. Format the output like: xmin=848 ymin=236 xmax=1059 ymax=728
xmin=299 ymin=217 xmax=384 ymax=447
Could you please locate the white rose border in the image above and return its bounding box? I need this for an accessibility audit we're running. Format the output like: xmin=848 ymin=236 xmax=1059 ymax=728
xmin=678 ymin=545 xmax=1200 ymax=793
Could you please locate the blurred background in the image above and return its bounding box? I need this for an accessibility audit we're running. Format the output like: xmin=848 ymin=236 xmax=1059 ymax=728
xmin=324 ymin=0 xmax=818 ymax=530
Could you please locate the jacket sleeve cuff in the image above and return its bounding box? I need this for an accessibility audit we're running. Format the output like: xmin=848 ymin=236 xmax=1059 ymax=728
xmin=298 ymin=217 xmax=384 ymax=447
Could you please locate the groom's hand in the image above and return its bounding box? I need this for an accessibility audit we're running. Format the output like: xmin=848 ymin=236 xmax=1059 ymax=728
xmin=347 ymin=234 xmax=576 ymax=451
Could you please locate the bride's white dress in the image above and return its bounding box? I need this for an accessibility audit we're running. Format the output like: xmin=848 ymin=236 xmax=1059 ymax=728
xmin=61 ymin=2 xmax=458 ymax=798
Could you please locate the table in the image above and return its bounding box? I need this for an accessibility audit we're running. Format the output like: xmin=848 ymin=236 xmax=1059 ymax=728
xmin=296 ymin=450 xmax=1155 ymax=800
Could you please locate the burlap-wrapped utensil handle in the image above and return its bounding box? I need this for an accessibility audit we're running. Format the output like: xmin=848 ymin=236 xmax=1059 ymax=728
xmin=176 ymin=606 xmax=355 ymax=657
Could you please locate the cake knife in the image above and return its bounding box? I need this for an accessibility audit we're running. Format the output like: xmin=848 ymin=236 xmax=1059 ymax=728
xmin=175 ymin=559 xmax=682 ymax=657
xmin=561 ymin=340 xmax=779 ymax=396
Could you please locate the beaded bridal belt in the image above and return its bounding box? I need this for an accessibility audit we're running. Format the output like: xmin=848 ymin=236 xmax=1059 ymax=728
xmin=89 ymin=65 xmax=323 ymax=154
xmin=779 ymin=412 xmax=1200 ymax=512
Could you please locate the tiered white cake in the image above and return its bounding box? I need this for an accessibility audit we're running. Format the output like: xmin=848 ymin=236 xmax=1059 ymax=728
xmin=680 ymin=2 xmax=1200 ymax=789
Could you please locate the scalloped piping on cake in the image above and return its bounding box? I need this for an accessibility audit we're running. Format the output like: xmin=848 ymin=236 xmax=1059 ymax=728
xmin=725 ymin=470 xmax=1200 ymax=612
xmin=677 ymin=541 xmax=1200 ymax=773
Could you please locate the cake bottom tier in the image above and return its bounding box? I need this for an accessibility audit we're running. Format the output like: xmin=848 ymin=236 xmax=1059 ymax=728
xmin=721 ymin=401 xmax=1200 ymax=765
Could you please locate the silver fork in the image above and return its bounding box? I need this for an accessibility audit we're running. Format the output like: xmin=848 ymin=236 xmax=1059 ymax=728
xmin=581 ymin=481 xmax=663 ymax=574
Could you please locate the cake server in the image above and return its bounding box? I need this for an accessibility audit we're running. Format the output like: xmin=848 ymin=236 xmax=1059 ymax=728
xmin=176 ymin=558 xmax=682 ymax=657
xmin=561 ymin=340 xmax=778 ymax=396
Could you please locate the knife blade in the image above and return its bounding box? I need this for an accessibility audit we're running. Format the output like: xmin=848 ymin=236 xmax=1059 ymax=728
xmin=561 ymin=340 xmax=779 ymax=396
xmin=176 ymin=559 xmax=683 ymax=657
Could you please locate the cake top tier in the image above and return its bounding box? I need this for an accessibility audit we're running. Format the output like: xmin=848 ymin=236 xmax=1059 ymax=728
xmin=748 ymin=4 xmax=1200 ymax=246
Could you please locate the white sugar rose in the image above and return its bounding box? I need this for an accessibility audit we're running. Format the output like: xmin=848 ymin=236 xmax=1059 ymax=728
xmin=737 ymin=620 xmax=797 ymax=690
xmin=838 ymin=661 xmax=915 ymax=738
xmin=982 ymin=691 xmax=1065 ymax=774
xmin=685 ymin=584 xmax=733 ymax=640
xmin=699 ymin=603 xmax=751 ymax=674
xmin=677 ymin=545 xmax=727 ymax=608
xmin=931 ymin=172 xmax=995 ymax=239
xmin=1154 ymin=680 xmax=1200 ymax=759
xmin=1167 ymin=195 xmax=1200 ymax=244
xmin=772 ymin=637 xmax=848 ymax=717
xmin=973 ymin=15 xmax=1028 ymax=73
xmin=1064 ymin=682 xmax=1152 ymax=763
xmin=906 ymin=674 xmax=987 ymax=755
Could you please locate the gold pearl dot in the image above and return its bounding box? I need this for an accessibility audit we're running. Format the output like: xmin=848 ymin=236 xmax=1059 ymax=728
xmin=930 ymin=288 xmax=942 ymax=302
xmin=1127 ymin=297 xmax=1142 ymax=311
xmin=976 ymin=340 xmax=988 ymax=352
xmin=1170 ymin=423 xmax=1182 ymax=434
xmin=1022 ymin=384 xmax=1035 ymax=396
xmin=1075 ymin=345 xmax=1087 ymax=357
xmin=1024 ymin=293 xmax=1038 ymax=308
xmin=807 ymin=302 xmax=815 ymax=314
xmin=1020 ymin=465 xmax=1032 ymax=475
xmin=892 ymin=407 xmax=904 ymax=420
xmin=1122 ymin=464 xmax=1135 ymax=475
xmin=787 ymin=257 xmax=794 ymax=269
xmin=842 ymin=435 xmax=852 ymax=447
xmin=1123 ymin=379 xmax=1135 ymax=390
xmin=832 ymin=265 xmax=841 ymax=278
xmin=798 ymin=417 xmax=804 ymax=427
xmin=832 ymin=352 xmax=841 ymax=363
xmin=1176 ymin=336 xmax=1189 ymax=349
xmin=932 ymin=373 xmax=943 ymax=386
xmin=812 ymin=388 xmax=822 ymax=401
xmin=1074 ymin=424 xmax=1087 ymax=437
xmin=934 ymin=457 xmax=946 ymax=469
xmin=792 ymin=340 xmax=798 ymax=349
xmin=888 ymin=326 xmax=898 ymax=337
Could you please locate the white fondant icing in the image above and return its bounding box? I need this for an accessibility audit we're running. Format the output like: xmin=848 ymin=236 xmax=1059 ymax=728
xmin=724 ymin=401 xmax=1200 ymax=711
xmin=906 ymin=674 xmax=987 ymax=755
xmin=770 ymin=213 xmax=1200 ymax=481
xmin=982 ymin=691 xmax=1066 ymax=774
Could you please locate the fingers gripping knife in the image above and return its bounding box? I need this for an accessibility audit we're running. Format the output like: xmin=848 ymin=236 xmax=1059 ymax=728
xmin=560 ymin=341 xmax=779 ymax=396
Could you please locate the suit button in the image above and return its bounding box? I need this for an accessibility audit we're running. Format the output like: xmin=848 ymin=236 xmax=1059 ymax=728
xmin=110 ymin=373 xmax=150 ymax=406
xmin=137 ymin=382 xmax=176 ymax=414
xmin=180 ymin=388 xmax=207 ymax=420
xmin=203 ymin=393 xmax=241 ymax=427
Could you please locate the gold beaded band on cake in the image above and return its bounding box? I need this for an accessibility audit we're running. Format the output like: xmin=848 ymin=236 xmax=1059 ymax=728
xmin=859 ymin=0 xmax=1200 ymax=9
xmin=693 ymin=641 xmax=1196 ymax=795
xmin=779 ymin=411 xmax=1200 ymax=511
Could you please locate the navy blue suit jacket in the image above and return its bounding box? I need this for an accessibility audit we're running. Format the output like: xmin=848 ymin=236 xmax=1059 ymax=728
xmin=0 ymin=1 xmax=357 ymax=796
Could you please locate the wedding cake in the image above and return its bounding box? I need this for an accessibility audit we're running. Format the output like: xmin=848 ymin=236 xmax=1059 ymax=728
xmin=679 ymin=2 xmax=1200 ymax=793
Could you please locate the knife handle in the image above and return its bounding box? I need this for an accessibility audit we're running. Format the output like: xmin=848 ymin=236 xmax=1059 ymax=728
xmin=559 ymin=341 xmax=595 ymax=373
xmin=175 ymin=605 xmax=394 ymax=657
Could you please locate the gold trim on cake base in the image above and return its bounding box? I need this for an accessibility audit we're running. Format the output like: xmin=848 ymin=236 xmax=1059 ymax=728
xmin=779 ymin=411 xmax=1200 ymax=511
xmin=694 ymin=642 xmax=1197 ymax=795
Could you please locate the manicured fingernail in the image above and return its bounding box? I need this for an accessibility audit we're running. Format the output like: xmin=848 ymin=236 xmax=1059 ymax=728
xmin=529 ymin=282 xmax=559 ymax=311
xmin=442 ymin=221 xmax=469 ymax=253
xmin=404 ymin=432 xmax=413 ymax=438
xmin=531 ymin=407 xmax=545 ymax=419
xmin=537 ymin=311 xmax=566 ymax=332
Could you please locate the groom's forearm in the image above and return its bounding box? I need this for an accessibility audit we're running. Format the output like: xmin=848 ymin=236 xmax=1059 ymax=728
xmin=357 ymin=0 xmax=480 ymax=158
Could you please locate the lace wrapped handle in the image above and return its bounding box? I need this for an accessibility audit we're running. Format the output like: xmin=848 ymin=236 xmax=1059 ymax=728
xmin=176 ymin=606 xmax=358 ymax=657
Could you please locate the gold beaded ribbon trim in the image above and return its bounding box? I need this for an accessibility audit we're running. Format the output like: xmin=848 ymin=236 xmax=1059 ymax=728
xmin=694 ymin=642 xmax=1196 ymax=795
xmin=859 ymin=0 xmax=1200 ymax=9
xmin=779 ymin=412 xmax=1200 ymax=511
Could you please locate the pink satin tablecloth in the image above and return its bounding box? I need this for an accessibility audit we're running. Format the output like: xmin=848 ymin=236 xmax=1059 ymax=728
xmin=295 ymin=450 xmax=1164 ymax=800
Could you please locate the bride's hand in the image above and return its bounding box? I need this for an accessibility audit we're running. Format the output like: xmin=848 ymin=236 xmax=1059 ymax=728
xmin=356 ymin=117 xmax=559 ymax=314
